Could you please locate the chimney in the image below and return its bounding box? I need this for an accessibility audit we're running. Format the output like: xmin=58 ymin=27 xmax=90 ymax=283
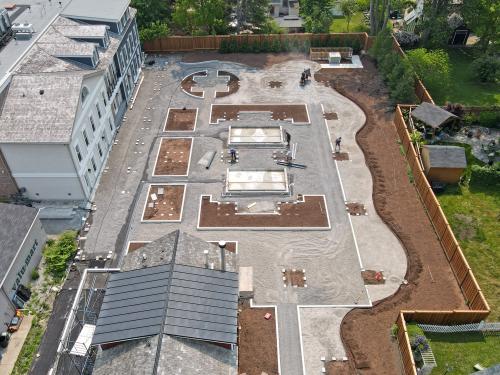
xmin=203 ymin=250 xmax=209 ymax=268
xmin=218 ymin=241 xmax=226 ymax=272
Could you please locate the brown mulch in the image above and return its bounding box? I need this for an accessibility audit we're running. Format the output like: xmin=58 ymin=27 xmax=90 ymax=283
xmin=345 ymin=202 xmax=367 ymax=216
xmin=315 ymin=57 xmax=467 ymax=374
xmin=180 ymin=71 xmax=206 ymax=97
xmin=208 ymin=241 xmax=238 ymax=253
xmin=332 ymin=152 xmax=349 ymax=161
xmin=181 ymin=51 xmax=308 ymax=69
xmin=269 ymin=81 xmax=283 ymax=88
xmin=326 ymin=361 xmax=352 ymax=375
xmin=164 ymin=108 xmax=197 ymax=131
xmin=216 ymin=71 xmax=240 ymax=98
xmin=283 ymin=269 xmax=306 ymax=287
xmin=324 ymin=112 xmax=338 ymax=120
xmin=142 ymin=185 xmax=185 ymax=221
xmin=199 ymin=195 xmax=329 ymax=228
xmin=154 ymin=138 xmax=192 ymax=176
xmin=127 ymin=242 xmax=149 ymax=252
xmin=361 ymin=270 xmax=386 ymax=285
xmin=211 ymin=104 xmax=309 ymax=124
xmin=238 ymin=300 xmax=279 ymax=375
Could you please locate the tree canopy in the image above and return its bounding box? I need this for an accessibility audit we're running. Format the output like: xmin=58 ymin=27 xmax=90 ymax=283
xmin=300 ymin=0 xmax=334 ymax=33
xmin=462 ymin=0 xmax=500 ymax=52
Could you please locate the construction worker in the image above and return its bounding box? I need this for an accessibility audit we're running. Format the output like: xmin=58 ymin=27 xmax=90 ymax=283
xmin=285 ymin=131 xmax=291 ymax=147
xmin=229 ymin=148 xmax=237 ymax=163
xmin=335 ymin=137 xmax=342 ymax=152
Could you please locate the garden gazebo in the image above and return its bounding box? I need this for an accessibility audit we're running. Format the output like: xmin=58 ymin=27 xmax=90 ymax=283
xmin=410 ymin=102 xmax=458 ymax=140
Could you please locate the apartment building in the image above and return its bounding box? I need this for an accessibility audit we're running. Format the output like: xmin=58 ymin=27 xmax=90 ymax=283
xmin=0 ymin=0 xmax=142 ymax=202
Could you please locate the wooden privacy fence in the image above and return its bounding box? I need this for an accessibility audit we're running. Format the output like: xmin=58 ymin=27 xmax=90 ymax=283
xmin=394 ymin=106 xmax=490 ymax=375
xmin=143 ymin=32 xmax=370 ymax=53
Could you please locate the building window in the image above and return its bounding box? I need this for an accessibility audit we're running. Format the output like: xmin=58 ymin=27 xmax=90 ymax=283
xmin=90 ymin=116 xmax=96 ymax=132
xmin=91 ymin=157 xmax=97 ymax=172
xmin=96 ymin=103 xmax=102 ymax=119
xmin=75 ymin=145 xmax=82 ymax=162
xmin=108 ymin=118 xmax=114 ymax=132
xmin=81 ymin=86 xmax=89 ymax=104
xmin=102 ymin=92 xmax=107 ymax=106
xmin=83 ymin=130 xmax=89 ymax=146
xmin=98 ymin=143 xmax=103 ymax=158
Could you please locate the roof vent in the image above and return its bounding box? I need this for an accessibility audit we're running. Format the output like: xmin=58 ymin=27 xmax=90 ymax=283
xmin=39 ymin=89 xmax=44 ymax=95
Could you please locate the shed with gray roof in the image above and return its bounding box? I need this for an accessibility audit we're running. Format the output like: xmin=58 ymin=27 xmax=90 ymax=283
xmin=421 ymin=145 xmax=467 ymax=183
xmin=411 ymin=102 xmax=458 ymax=129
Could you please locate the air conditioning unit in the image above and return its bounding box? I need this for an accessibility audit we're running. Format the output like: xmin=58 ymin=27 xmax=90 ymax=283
xmin=12 ymin=23 xmax=34 ymax=34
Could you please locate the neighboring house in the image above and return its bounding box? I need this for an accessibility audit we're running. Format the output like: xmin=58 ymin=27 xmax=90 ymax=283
xmin=0 ymin=0 xmax=143 ymax=202
xmin=421 ymin=145 xmax=467 ymax=183
xmin=270 ymin=0 xmax=304 ymax=32
xmin=86 ymin=230 xmax=239 ymax=375
xmin=0 ymin=203 xmax=46 ymax=327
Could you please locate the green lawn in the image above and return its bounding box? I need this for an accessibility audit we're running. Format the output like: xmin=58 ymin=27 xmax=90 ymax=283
xmin=430 ymin=48 xmax=500 ymax=106
xmin=406 ymin=324 xmax=500 ymax=375
xmin=330 ymin=12 xmax=369 ymax=33
xmin=436 ymin=144 xmax=499 ymax=320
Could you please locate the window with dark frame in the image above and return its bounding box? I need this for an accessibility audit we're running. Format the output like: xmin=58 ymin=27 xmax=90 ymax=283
xmin=83 ymin=130 xmax=89 ymax=146
xmin=75 ymin=144 xmax=82 ymax=162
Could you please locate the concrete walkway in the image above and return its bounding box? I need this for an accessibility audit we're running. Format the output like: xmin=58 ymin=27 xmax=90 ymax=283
xmin=277 ymin=304 xmax=303 ymax=375
xmin=0 ymin=315 xmax=33 ymax=375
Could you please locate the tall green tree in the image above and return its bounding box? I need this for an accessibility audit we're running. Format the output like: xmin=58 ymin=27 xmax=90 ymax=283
xmin=407 ymin=48 xmax=450 ymax=92
xmin=341 ymin=0 xmax=358 ymax=32
xmin=235 ymin=0 xmax=270 ymax=32
xmin=462 ymin=0 xmax=500 ymax=52
xmin=369 ymin=0 xmax=390 ymax=35
xmin=300 ymin=0 xmax=334 ymax=33
xmin=131 ymin=0 xmax=170 ymax=29
xmin=172 ymin=0 xmax=228 ymax=35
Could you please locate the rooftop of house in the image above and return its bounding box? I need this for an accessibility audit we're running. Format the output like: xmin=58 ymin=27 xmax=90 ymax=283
xmin=92 ymin=230 xmax=238 ymax=375
xmin=411 ymin=102 xmax=458 ymax=129
xmin=0 ymin=203 xmax=39 ymax=284
xmin=61 ymin=0 xmax=130 ymax=22
xmin=423 ymin=145 xmax=467 ymax=169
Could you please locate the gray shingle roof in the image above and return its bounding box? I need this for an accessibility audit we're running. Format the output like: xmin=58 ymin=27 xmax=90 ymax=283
xmin=0 ymin=203 xmax=39 ymax=283
xmin=411 ymin=102 xmax=458 ymax=129
xmin=423 ymin=145 xmax=467 ymax=169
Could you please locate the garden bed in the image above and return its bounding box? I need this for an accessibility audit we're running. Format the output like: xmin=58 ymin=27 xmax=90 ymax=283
xmin=207 ymin=241 xmax=237 ymax=253
xmin=142 ymin=184 xmax=185 ymax=222
xmin=153 ymin=138 xmax=192 ymax=176
xmin=345 ymin=202 xmax=367 ymax=216
xmin=210 ymin=104 xmax=310 ymax=124
xmin=332 ymin=152 xmax=349 ymax=161
xmin=164 ymin=108 xmax=197 ymax=131
xmin=215 ymin=71 xmax=239 ymax=98
xmin=180 ymin=71 xmax=206 ymax=98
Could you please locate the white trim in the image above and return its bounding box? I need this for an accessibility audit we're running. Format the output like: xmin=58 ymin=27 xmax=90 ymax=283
xmin=197 ymin=194 xmax=331 ymax=231
xmin=297 ymin=306 xmax=307 ymax=375
xmin=152 ymin=137 xmax=193 ymax=177
xmin=163 ymin=108 xmax=198 ymax=133
xmin=0 ymin=210 xmax=41 ymax=289
xmin=140 ymin=183 xmax=187 ymax=223
xmin=129 ymin=73 xmax=144 ymax=109
xmin=249 ymin=300 xmax=281 ymax=375
xmin=181 ymin=70 xmax=207 ymax=99
xmin=214 ymin=70 xmax=231 ymax=98
xmin=209 ymin=104 xmax=311 ymax=125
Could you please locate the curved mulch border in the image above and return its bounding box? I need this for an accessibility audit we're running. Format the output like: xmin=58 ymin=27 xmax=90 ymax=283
xmin=315 ymin=58 xmax=467 ymax=374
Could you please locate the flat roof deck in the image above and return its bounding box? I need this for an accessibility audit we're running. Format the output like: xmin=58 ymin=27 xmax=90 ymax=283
xmin=225 ymin=169 xmax=289 ymax=194
xmin=228 ymin=126 xmax=284 ymax=146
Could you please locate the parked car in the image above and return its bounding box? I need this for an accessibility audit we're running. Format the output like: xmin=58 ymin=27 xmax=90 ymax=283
xmin=8 ymin=315 xmax=23 ymax=333
xmin=0 ymin=331 xmax=11 ymax=348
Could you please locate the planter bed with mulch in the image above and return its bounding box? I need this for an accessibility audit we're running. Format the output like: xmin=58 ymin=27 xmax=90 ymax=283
xmin=164 ymin=108 xmax=197 ymax=131
xmin=210 ymin=104 xmax=310 ymax=124
xmin=141 ymin=184 xmax=186 ymax=222
xmin=153 ymin=138 xmax=193 ymax=176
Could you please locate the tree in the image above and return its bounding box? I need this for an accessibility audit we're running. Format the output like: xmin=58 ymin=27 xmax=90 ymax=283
xmin=172 ymin=0 xmax=228 ymax=35
xmin=369 ymin=0 xmax=391 ymax=35
xmin=260 ymin=18 xmax=284 ymax=34
xmin=235 ymin=0 xmax=270 ymax=32
xmin=462 ymin=0 xmax=500 ymax=52
xmin=341 ymin=0 xmax=358 ymax=32
xmin=300 ymin=0 xmax=334 ymax=33
xmin=420 ymin=0 xmax=450 ymax=47
xmin=471 ymin=55 xmax=500 ymax=83
xmin=139 ymin=21 xmax=170 ymax=42
xmin=131 ymin=0 xmax=170 ymax=29
xmin=407 ymin=48 xmax=450 ymax=92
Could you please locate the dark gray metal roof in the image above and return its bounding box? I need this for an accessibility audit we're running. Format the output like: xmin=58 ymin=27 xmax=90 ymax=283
xmin=164 ymin=264 xmax=238 ymax=344
xmin=0 ymin=203 xmax=39 ymax=283
xmin=92 ymin=263 xmax=238 ymax=346
xmin=423 ymin=145 xmax=467 ymax=169
xmin=411 ymin=102 xmax=458 ymax=129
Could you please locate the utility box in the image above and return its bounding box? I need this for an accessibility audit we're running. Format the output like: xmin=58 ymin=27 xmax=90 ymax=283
xmin=328 ymin=51 xmax=341 ymax=64
xmin=239 ymin=267 xmax=254 ymax=299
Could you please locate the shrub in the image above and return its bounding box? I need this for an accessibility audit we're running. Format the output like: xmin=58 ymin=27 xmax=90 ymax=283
xmin=407 ymin=48 xmax=450 ymax=92
xmin=471 ymin=55 xmax=500 ymax=83
xmin=43 ymin=231 xmax=77 ymax=280
xmin=394 ymin=30 xmax=420 ymax=48
xmin=479 ymin=110 xmax=500 ymax=129
xmin=31 ymin=268 xmax=39 ymax=281
xmin=470 ymin=164 xmax=500 ymax=188
xmin=138 ymin=21 xmax=169 ymax=43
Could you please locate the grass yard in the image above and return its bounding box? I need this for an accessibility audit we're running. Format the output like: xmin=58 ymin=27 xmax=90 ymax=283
xmin=436 ymin=143 xmax=499 ymax=320
xmin=406 ymin=324 xmax=500 ymax=375
xmin=430 ymin=49 xmax=500 ymax=106
xmin=330 ymin=12 xmax=369 ymax=33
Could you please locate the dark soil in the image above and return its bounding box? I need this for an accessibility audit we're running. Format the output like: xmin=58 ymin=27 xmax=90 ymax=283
xmin=269 ymin=81 xmax=282 ymax=88
xmin=361 ymin=270 xmax=385 ymax=285
xmin=182 ymin=51 xmax=308 ymax=69
xmin=332 ymin=152 xmax=349 ymax=161
xmin=154 ymin=138 xmax=192 ymax=176
xmin=326 ymin=361 xmax=352 ymax=375
xmin=180 ymin=71 xmax=206 ymax=97
xmin=284 ymin=269 xmax=306 ymax=287
xmin=127 ymin=242 xmax=149 ymax=252
xmin=216 ymin=71 xmax=240 ymax=98
xmin=315 ymin=57 xmax=467 ymax=374
xmin=324 ymin=112 xmax=338 ymax=120
xmin=211 ymin=104 xmax=309 ymax=124
xmin=208 ymin=241 xmax=238 ymax=253
xmin=346 ymin=202 xmax=367 ymax=216
xmin=164 ymin=108 xmax=197 ymax=131
xmin=142 ymin=184 xmax=185 ymax=221
xmin=199 ymin=195 xmax=329 ymax=228
xmin=238 ymin=300 xmax=279 ymax=375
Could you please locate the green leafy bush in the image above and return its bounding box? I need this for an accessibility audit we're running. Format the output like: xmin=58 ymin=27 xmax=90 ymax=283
xmin=470 ymin=164 xmax=500 ymax=188
xmin=407 ymin=48 xmax=450 ymax=93
xmin=138 ymin=21 xmax=169 ymax=43
xmin=31 ymin=268 xmax=39 ymax=281
xmin=478 ymin=110 xmax=500 ymax=128
xmin=471 ymin=55 xmax=500 ymax=83
xmin=43 ymin=231 xmax=77 ymax=280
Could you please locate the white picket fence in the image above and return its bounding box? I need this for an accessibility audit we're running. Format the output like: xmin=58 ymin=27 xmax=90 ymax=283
xmin=418 ymin=321 xmax=500 ymax=335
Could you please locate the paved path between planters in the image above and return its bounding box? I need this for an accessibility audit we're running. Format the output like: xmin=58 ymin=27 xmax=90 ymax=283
xmin=277 ymin=304 xmax=303 ymax=375
xmin=0 ymin=315 xmax=32 ymax=375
